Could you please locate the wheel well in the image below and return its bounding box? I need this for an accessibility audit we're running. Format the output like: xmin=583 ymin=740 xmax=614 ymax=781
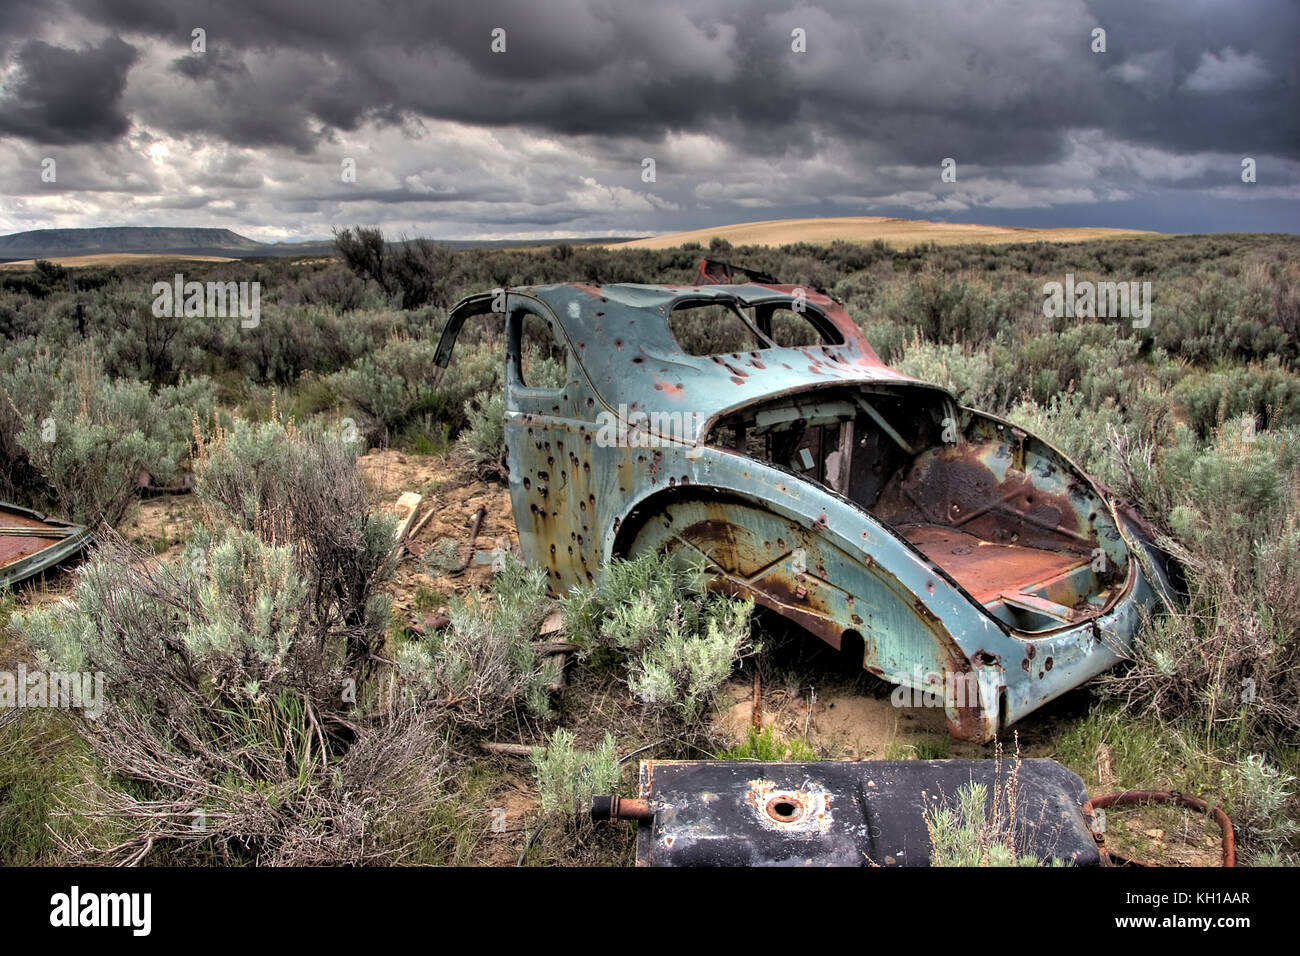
xmin=611 ymin=486 xmax=772 ymax=560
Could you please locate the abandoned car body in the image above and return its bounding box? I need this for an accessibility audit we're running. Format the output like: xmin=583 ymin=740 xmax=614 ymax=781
xmin=436 ymin=271 xmax=1180 ymax=742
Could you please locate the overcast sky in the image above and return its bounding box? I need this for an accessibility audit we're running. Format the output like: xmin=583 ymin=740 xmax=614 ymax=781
xmin=0 ymin=0 xmax=1296 ymax=241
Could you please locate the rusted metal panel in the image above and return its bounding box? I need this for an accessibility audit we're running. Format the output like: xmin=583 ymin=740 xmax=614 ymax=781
xmin=598 ymin=759 xmax=1101 ymax=867
xmin=0 ymin=503 xmax=90 ymax=588
xmin=439 ymin=267 xmax=1179 ymax=742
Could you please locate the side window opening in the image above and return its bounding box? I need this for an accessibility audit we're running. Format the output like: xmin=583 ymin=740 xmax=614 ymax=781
xmin=516 ymin=310 xmax=570 ymax=389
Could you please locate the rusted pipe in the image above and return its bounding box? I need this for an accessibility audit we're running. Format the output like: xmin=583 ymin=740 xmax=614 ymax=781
xmin=591 ymin=795 xmax=653 ymax=823
xmin=456 ymin=505 xmax=488 ymax=572
xmin=1084 ymin=790 xmax=1235 ymax=867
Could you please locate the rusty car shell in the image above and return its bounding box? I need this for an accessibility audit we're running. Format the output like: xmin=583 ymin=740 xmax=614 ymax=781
xmin=0 ymin=502 xmax=91 ymax=589
xmin=435 ymin=275 xmax=1179 ymax=742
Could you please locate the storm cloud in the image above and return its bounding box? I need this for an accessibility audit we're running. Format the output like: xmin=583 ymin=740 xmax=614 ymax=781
xmin=0 ymin=0 xmax=1296 ymax=239
xmin=0 ymin=35 xmax=138 ymax=144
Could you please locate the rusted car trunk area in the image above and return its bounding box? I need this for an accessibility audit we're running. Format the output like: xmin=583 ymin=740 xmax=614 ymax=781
xmin=706 ymin=384 xmax=1128 ymax=635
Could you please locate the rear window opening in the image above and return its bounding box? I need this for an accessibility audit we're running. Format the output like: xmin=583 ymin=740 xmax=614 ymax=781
xmin=668 ymin=298 xmax=842 ymax=356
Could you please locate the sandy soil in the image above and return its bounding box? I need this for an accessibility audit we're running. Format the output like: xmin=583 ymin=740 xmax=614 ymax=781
xmin=609 ymin=216 xmax=1159 ymax=251
xmin=712 ymin=674 xmax=956 ymax=759
xmin=357 ymin=448 xmax=518 ymax=622
xmin=124 ymin=494 xmax=196 ymax=563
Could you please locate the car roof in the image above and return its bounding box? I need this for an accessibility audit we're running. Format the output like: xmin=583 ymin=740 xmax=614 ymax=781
xmin=445 ymin=281 xmax=949 ymax=425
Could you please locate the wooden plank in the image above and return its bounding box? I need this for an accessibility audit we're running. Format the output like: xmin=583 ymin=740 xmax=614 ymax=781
xmin=390 ymin=492 xmax=423 ymax=543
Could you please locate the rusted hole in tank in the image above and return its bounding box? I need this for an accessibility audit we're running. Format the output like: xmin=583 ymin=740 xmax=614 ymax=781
xmin=765 ymin=795 xmax=805 ymax=824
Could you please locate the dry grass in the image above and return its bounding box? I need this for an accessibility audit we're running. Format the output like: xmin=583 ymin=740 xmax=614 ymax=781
xmin=609 ymin=216 xmax=1160 ymax=250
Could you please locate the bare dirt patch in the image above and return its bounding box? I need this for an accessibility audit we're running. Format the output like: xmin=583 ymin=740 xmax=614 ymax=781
xmin=123 ymin=494 xmax=199 ymax=563
xmin=358 ymin=449 xmax=518 ymax=623
xmin=712 ymin=674 xmax=959 ymax=759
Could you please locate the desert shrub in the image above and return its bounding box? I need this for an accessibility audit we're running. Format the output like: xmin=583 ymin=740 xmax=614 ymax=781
xmin=398 ymin=556 xmax=560 ymax=729
xmin=330 ymin=336 xmax=500 ymax=444
xmin=386 ymin=238 xmax=464 ymax=311
xmin=193 ymin=418 xmax=396 ymax=693
xmin=0 ymin=393 xmax=46 ymax=505
xmin=279 ymin=263 xmax=374 ymax=312
xmin=225 ymin=303 xmax=352 ymax=385
xmin=334 ymin=226 xmax=387 ymax=289
xmin=7 ymin=420 xmax=457 ymax=864
xmin=628 ymin=597 xmax=755 ymax=723
xmin=10 ymin=530 xmax=447 ymax=865
xmin=562 ymin=550 xmax=755 ymax=727
xmin=1153 ymin=272 xmax=1294 ymax=365
xmin=462 ymin=390 xmax=506 ymax=475
xmin=93 ymin=287 xmax=215 ymax=386
xmin=1099 ymin=422 xmax=1300 ymax=741
xmin=889 ymin=268 xmax=1020 ymax=347
xmin=531 ymin=728 xmax=620 ymax=821
xmin=991 ymin=325 xmax=1145 ymax=408
xmin=894 ymin=336 xmax=997 ymax=408
xmin=0 ymin=345 xmax=213 ymax=525
xmin=857 ymin=316 xmax=910 ymax=363
xmin=335 ymin=228 xmax=464 ymax=310
xmin=1220 ymin=754 xmax=1299 ymax=853
xmin=1170 ymin=362 xmax=1300 ymax=438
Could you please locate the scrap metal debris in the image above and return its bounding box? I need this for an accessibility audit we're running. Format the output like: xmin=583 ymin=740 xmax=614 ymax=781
xmin=1084 ymin=789 xmax=1236 ymax=867
xmin=593 ymin=758 xmax=1237 ymax=868
xmin=453 ymin=504 xmax=488 ymax=575
xmin=594 ymin=758 xmax=1102 ymax=867
xmin=0 ymin=502 xmax=90 ymax=589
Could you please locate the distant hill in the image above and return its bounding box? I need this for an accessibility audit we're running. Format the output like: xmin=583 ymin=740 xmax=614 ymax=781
xmin=0 ymin=226 xmax=643 ymax=263
xmin=610 ymin=216 xmax=1161 ymax=250
xmin=0 ymin=227 xmax=279 ymax=261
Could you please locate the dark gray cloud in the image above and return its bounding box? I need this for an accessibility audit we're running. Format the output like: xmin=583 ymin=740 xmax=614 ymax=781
xmin=0 ymin=0 xmax=1296 ymax=236
xmin=62 ymin=0 xmax=1297 ymax=157
xmin=0 ymin=35 xmax=138 ymax=144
